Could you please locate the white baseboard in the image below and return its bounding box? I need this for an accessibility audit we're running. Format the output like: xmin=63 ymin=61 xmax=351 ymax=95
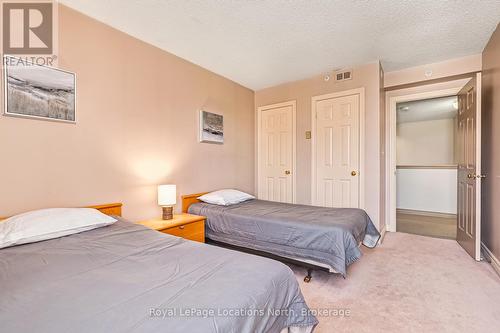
xmin=481 ymin=242 xmax=500 ymax=277
xmin=396 ymin=208 xmax=456 ymax=219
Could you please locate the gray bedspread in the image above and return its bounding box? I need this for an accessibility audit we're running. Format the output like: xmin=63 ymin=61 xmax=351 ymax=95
xmin=189 ymin=200 xmax=381 ymax=277
xmin=0 ymin=218 xmax=317 ymax=333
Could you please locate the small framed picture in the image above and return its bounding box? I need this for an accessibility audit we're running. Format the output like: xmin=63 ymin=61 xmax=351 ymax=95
xmin=199 ymin=110 xmax=223 ymax=144
xmin=3 ymin=55 xmax=76 ymax=123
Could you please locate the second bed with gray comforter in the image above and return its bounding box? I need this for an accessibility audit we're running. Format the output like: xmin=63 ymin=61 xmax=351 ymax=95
xmin=189 ymin=199 xmax=381 ymax=277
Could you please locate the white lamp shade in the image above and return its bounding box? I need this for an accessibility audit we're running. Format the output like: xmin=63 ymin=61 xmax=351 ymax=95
xmin=158 ymin=185 xmax=176 ymax=206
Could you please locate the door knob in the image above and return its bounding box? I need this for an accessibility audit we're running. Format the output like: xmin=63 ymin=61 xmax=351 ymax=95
xmin=285 ymin=170 xmax=291 ymax=175
xmin=467 ymin=174 xmax=474 ymax=179
xmin=351 ymin=171 xmax=357 ymax=176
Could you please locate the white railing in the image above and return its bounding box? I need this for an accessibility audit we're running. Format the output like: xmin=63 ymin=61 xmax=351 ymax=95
xmin=396 ymin=165 xmax=457 ymax=214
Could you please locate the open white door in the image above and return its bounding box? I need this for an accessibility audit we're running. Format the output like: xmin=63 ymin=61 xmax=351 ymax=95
xmin=457 ymin=73 xmax=483 ymax=261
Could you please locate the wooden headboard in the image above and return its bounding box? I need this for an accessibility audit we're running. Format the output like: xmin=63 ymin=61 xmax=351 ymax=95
xmin=182 ymin=193 xmax=208 ymax=213
xmin=87 ymin=203 xmax=123 ymax=217
xmin=0 ymin=203 xmax=123 ymax=221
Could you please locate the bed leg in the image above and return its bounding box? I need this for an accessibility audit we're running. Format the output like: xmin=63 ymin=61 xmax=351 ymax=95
xmin=304 ymin=269 xmax=312 ymax=283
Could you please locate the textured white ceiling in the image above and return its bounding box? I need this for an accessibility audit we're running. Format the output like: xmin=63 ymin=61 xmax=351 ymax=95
xmin=397 ymin=96 xmax=458 ymax=124
xmin=59 ymin=0 xmax=500 ymax=90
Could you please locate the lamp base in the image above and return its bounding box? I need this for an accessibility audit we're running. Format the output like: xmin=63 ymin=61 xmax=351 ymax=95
xmin=162 ymin=206 xmax=173 ymax=220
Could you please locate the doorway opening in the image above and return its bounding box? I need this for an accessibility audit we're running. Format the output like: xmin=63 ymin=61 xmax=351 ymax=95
xmin=395 ymin=96 xmax=458 ymax=239
xmin=386 ymin=74 xmax=482 ymax=260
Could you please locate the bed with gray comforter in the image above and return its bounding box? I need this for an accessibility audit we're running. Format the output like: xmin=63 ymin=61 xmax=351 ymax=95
xmin=188 ymin=199 xmax=381 ymax=277
xmin=0 ymin=218 xmax=318 ymax=333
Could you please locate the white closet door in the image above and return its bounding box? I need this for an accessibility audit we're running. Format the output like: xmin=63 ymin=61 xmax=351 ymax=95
xmin=314 ymin=94 xmax=360 ymax=208
xmin=258 ymin=102 xmax=295 ymax=203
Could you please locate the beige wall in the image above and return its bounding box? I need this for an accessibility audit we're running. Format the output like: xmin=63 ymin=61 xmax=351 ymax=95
xmin=397 ymin=118 xmax=456 ymax=165
xmin=385 ymin=54 xmax=482 ymax=88
xmin=482 ymin=24 xmax=500 ymax=260
xmin=255 ymin=62 xmax=383 ymax=230
xmin=0 ymin=5 xmax=255 ymax=221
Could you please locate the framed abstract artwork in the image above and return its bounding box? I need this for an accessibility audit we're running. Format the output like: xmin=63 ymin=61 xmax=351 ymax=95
xmin=3 ymin=55 xmax=76 ymax=123
xmin=199 ymin=110 xmax=223 ymax=144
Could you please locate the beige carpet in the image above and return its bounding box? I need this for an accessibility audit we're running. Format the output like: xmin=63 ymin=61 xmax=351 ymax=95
xmin=288 ymin=232 xmax=500 ymax=333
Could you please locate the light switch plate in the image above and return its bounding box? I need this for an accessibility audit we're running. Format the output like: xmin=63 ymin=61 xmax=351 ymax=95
xmin=305 ymin=131 xmax=311 ymax=139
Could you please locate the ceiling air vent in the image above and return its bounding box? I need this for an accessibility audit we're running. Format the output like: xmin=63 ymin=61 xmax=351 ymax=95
xmin=334 ymin=69 xmax=353 ymax=82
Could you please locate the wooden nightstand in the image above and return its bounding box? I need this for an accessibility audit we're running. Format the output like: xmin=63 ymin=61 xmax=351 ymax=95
xmin=137 ymin=213 xmax=206 ymax=243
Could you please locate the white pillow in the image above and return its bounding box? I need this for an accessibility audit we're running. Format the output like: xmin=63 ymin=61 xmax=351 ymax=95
xmin=198 ymin=189 xmax=255 ymax=206
xmin=0 ymin=208 xmax=117 ymax=249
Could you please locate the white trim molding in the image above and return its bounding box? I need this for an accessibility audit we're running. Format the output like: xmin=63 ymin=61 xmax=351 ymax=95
xmin=311 ymin=87 xmax=365 ymax=209
xmin=474 ymin=73 xmax=483 ymax=261
xmin=481 ymin=242 xmax=500 ymax=277
xmin=256 ymin=100 xmax=297 ymax=203
xmin=378 ymin=224 xmax=387 ymax=245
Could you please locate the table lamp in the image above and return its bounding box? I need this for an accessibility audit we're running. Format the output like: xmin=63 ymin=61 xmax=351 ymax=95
xmin=158 ymin=184 xmax=176 ymax=220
